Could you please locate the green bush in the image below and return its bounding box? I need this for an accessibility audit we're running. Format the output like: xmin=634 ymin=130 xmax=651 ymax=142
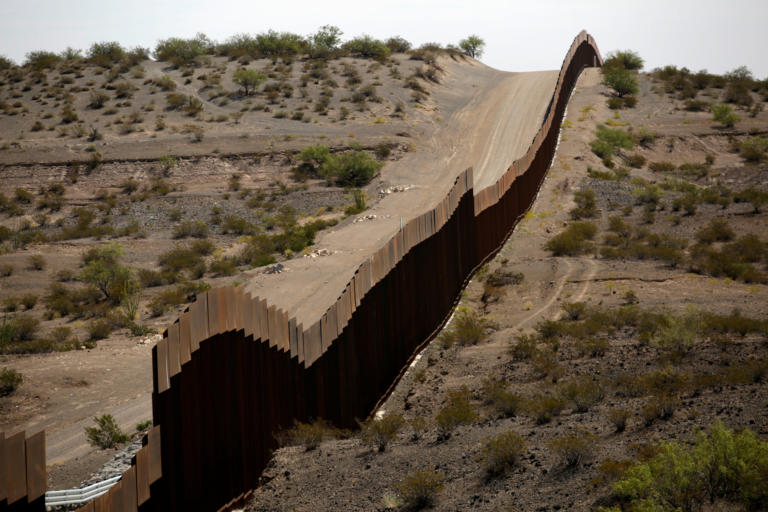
xmin=158 ymin=246 xmax=205 ymax=273
xmin=590 ymin=126 xmax=635 ymax=159
xmin=385 ymin=36 xmax=412 ymax=53
xmin=25 ymin=50 xmax=61 ymax=70
xmin=233 ymin=68 xmax=267 ymax=96
xmin=459 ymin=35 xmax=485 ymax=58
xmin=435 ymin=386 xmax=477 ymax=437
xmin=603 ymin=67 xmax=638 ymax=97
xmin=320 ymin=150 xmax=383 ymax=187
xmin=87 ymin=41 xmax=125 ymax=67
xmin=154 ymin=33 xmax=213 ymax=67
xmin=613 ymin=422 xmax=768 ymax=511
xmin=360 ymin=413 xmax=405 ymax=452
xmin=84 ymin=414 xmax=130 ymax=449
xmin=711 ymin=103 xmax=741 ymax=128
xmin=440 ymin=308 xmax=487 ymax=347
xmin=509 ymin=334 xmax=538 ymax=361
xmin=575 ymin=337 xmax=609 ymax=358
xmin=395 ymin=468 xmax=444 ymax=510
xmin=544 ymin=221 xmax=597 ymax=256
xmin=740 ymin=137 xmax=768 ymax=163
xmin=154 ymin=75 xmax=176 ymax=91
xmin=479 ymin=431 xmax=525 ymax=477
xmin=0 ymin=368 xmax=23 ymax=396
xmin=342 ymin=36 xmax=390 ymax=60
xmin=734 ymin=187 xmax=768 ymax=214
xmin=570 ymin=189 xmax=597 ymax=219
xmin=604 ymin=50 xmax=644 ymax=71
xmin=695 ymin=218 xmax=734 ymax=244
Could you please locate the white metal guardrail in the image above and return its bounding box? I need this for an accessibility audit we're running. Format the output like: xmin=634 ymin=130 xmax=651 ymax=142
xmin=45 ymin=475 xmax=121 ymax=507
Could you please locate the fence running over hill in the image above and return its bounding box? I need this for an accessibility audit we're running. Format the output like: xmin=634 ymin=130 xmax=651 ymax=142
xmin=1 ymin=31 xmax=600 ymax=512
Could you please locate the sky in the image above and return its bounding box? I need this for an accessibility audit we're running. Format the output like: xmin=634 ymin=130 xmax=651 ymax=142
xmin=1 ymin=0 xmax=767 ymax=78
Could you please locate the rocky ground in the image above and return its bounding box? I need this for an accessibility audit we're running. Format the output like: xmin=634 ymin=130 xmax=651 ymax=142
xmin=245 ymin=69 xmax=768 ymax=511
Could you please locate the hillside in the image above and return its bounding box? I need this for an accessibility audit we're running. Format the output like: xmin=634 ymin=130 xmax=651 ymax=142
xmin=246 ymin=68 xmax=768 ymax=511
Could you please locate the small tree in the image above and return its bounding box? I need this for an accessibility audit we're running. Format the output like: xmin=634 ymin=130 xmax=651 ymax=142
xmin=603 ymin=50 xmax=644 ymax=70
xmin=233 ymin=68 xmax=267 ymax=96
xmin=711 ymin=104 xmax=741 ymax=128
xmin=312 ymin=25 xmax=343 ymax=51
xmin=459 ymin=35 xmax=485 ymax=58
xmin=602 ymin=67 xmax=638 ymax=97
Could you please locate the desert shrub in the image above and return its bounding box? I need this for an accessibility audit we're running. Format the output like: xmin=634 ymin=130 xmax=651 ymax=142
xmin=526 ymin=393 xmax=566 ymax=424
xmin=342 ymin=35 xmax=390 ymax=60
xmin=154 ymin=75 xmax=176 ymax=91
xmin=148 ymin=281 xmax=209 ymax=317
xmin=544 ymin=221 xmax=597 ymax=256
xmin=20 ymin=294 xmax=38 ymax=310
xmin=570 ymin=189 xmax=597 ymax=219
xmin=0 ymin=367 xmax=23 ymax=396
xmin=711 ymin=103 xmax=741 ymax=128
xmin=648 ymin=161 xmax=676 ymax=173
xmin=641 ymin=395 xmax=679 ymax=425
xmin=481 ymin=377 xmax=523 ymax=417
xmin=607 ymin=407 xmax=631 ymax=433
xmin=440 ymin=308 xmax=487 ymax=347
xmin=279 ymin=418 xmax=340 ymax=451
xmin=558 ymin=376 xmax=605 ymax=412
xmin=695 ymin=218 xmax=734 ymax=244
xmin=739 ymin=137 xmax=768 ymax=163
xmin=685 ymin=99 xmax=709 ymax=112
xmin=734 ymin=187 xmax=768 ymax=214
xmin=87 ymin=318 xmax=112 ymax=340
xmin=575 ymin=337 xmax=609 ymax=358
xmin=25 ymin=50 xmax=61 ymax=70
xmin=385 ymin=36 xmax=412 ymax=53
xmin=479 ymin=431 xmax=525 ymax=477
xmin=172 ymin=220 xmax=209 ymax=239
xmin=435 ymin=386 xmax=477 ymax=437
xmin=221 ymin=215 xmax=256 ymax=235
xmin=233 ymin=68 xmax=267 ymax=96
xmin=624 ymin=153 xmax=646 ymax=168
xmin=158 ymin=246 xmax=204 ymax=273
xmin=395 ymin=468 xmax=444 ymax=510
xmin=614 ymin=422 xmax=768 ymax=511
xmin=87 ymin=41 xmax=125 ymax=67
xmin=3 ymin=297 xmax=20 ymax=312
xmin=209 ymin=257 xmax=237 ymax=276
xmin=562 ymin=301 xmax=588 ymax=321
xmin=724 ymin=234 xmax=766 ymax=263
xmin=360 ymin=413 xmax=405 ymax=452
xmin=154 ymin=33 xmax=213 ymax=67
xmin=509 ymin=333 xmax=538 ymax=361
xmin=85 ymin=414 xmax=129 ymax=449
xmin=602 ymin=67 xmax=638 ymax=98
xmin=80 ymin=244 xmax=135 ymax=303
xmin=320 ymin=150 xmax=383 ymax=187
xmin=549 ymin=431 xmax=597 ymax=468
xmin=604 ymin=50 xmax=644 ymax=71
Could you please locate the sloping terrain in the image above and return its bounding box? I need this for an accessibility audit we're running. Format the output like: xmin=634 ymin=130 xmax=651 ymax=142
xmin=246 ymin=68 xmax=768 ymax=511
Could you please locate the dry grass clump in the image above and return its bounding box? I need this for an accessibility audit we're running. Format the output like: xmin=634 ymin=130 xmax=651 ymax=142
xmin=359 ymin=413 xmax=405 ymax=452
xmin=277 ymin=418 xmax=346 ymax=451
xmin=549 ymin=430 xmax=598 ymax=468
xmin=435 ymin=386 xmax=477 ymax=438
xmin=478 ymin=431 xmax=526 ymax=477
xmin=394 ymin=468 xmax=444 ymax=511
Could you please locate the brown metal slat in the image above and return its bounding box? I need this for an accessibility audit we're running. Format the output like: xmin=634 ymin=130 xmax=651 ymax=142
xmin=24 ymin=430 xmax=46 ymax=502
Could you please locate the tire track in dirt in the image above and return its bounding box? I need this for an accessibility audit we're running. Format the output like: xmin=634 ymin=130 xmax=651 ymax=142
xmin=517 ymin=256 xmax=596 ymax=329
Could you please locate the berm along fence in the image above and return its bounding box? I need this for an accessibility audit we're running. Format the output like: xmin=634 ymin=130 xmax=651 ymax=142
xmin=1 ymin=30 xmax=600 ymax=512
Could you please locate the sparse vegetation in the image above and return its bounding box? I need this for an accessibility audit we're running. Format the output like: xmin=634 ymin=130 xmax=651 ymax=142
xmin=84 ymin=414 xmax=130 ymax=449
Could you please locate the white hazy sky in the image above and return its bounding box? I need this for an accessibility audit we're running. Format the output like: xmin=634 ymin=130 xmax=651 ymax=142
xmin=1 ymin=0 xmax=767 ymax=78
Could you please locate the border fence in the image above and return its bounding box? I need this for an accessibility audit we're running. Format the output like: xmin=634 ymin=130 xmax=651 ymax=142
xmin=1 ymin=31 xmax=600 ymax=512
